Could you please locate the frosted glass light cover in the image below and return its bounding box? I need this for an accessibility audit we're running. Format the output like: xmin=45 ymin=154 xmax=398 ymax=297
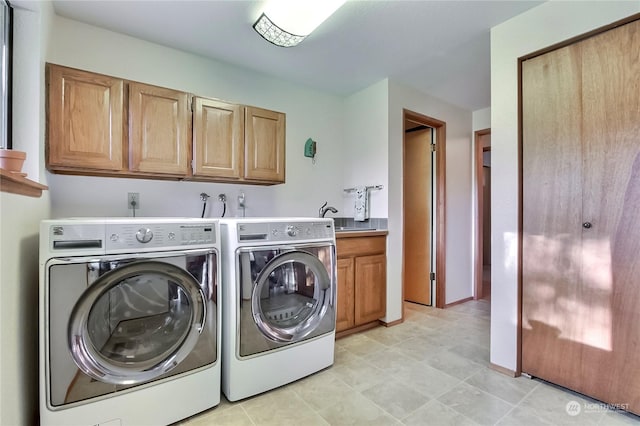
xmin=253 ymin=0 xmax=345 ymax=47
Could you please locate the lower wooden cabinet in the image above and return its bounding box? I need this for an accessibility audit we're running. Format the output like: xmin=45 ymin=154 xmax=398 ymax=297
xmin=336 ymin=234 xmax=387 ymax=334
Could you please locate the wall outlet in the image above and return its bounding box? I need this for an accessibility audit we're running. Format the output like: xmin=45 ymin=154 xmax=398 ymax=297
xmin=128 ymin=192 xmax=140 ymax=210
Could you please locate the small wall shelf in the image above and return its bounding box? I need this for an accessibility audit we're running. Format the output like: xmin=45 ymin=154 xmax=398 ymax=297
xmin=0 ymin=168 xmax=48 ymax=197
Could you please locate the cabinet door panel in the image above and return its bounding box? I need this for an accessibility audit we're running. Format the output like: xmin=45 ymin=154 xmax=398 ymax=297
xmin=129 ymin=83 xmax=190 ymax=175
xmin=47 ymin=64 xmax=123 ymax=171
xmin=336 ymin=258 xmax=355 ymax=332
xmin=193 ymin=98 xmax=243 ymax=179
xmin=354 ymin=254 xmax=386 ymax=325
xmin=244 ymin=106 xmax=285 ymax=182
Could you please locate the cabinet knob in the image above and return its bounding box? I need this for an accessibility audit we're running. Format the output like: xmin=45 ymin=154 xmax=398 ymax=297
xmin=582 ymin=222 xmax=592 ymax=229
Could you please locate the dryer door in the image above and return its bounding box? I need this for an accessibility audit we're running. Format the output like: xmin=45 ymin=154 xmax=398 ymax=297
xmin=247 ymin=246 xmax=335 ymax=344
xmin=67 ymin=260 xmax=206 ymax=386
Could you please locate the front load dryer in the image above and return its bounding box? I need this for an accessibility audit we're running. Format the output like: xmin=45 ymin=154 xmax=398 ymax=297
xmin=220 ymin=218 xmax=337 ymax=401
xmin=39 ymin=218 xmax=221 ymax=425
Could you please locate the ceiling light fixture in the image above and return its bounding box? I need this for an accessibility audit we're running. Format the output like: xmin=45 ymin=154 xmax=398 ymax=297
xmin=253 ymin=0 xmax=346 ymax=48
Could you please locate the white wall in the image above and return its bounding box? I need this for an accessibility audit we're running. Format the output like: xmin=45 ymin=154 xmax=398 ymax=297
xmin=490 ymin=1 xmax=640 ymax=372
xmin=46 ymin=15 xmax=346 ymax=219
xmin=0 ymin=1 xmax=53 ymax=424
xmin=342 ymin=80 xmax=389 ymax=219
xmin=472 ymin=107 xmax=491 ymax=133
xmin=387 ymin=80 xmax=473 ymax=319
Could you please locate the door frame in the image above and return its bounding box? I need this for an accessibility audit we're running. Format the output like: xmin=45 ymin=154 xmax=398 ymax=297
xmin=474 ymin=128 xmax=491 ymax=300
xmin=402 ymin=109 xmax=446 ymax=309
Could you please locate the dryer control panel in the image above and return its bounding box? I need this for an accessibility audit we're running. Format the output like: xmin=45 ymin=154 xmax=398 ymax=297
xmin=237 ymin=221 xmax=334 ymax=242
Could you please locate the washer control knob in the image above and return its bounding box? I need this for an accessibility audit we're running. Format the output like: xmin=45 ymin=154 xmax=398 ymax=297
xmin=136 ymin=228 xmax=153 ymax=243
xmin=168 ymin=232 xmax=176 ymax=240
xmin=110 ymin=233 xmax=119 ymax=242
xmin=286 ymin=225 xmax=298 ymax=237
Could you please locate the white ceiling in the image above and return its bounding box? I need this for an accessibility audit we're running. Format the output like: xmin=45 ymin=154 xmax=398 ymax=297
xmin=51 ymin=0 xmax=545 ymax=111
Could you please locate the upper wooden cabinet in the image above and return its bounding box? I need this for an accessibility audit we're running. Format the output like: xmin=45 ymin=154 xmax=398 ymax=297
xmin=192 ymin=97 xmax=243 ymax=180
xmin=128 ymin=82 xmax=190 ymax=176
xmin=46 ymin=63 xmax=286 ymax=184
xmin=47 ymin=64 xmax=190 ymax=177
xmin=191 ymin=100 xmax=285 ymax=184
xmin=46 ymin=64 xmax=124 ymax=172
xmin=244 ymin=106 xmax=285 ymax=183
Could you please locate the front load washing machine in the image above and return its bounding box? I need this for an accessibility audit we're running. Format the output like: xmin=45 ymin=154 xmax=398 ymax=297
xmin=39 ymin=218 xmax=221 ymax=425
xmin=220 ymin=218 xmax=337 ymax=401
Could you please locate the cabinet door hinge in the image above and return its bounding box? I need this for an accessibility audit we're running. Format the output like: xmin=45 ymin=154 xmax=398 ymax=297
xmin=430 ymin=272 xmax=436 ymax=281
xmin=430 ymin=144 xmax=436 ymax=152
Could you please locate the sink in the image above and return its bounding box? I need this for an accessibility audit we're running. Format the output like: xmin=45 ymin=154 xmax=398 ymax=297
xmin=335 ymin=227 xmax=376 ymax=232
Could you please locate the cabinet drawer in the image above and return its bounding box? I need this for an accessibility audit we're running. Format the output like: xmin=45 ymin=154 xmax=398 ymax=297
xmin=336 ymin=236 xmax=386 ymax=257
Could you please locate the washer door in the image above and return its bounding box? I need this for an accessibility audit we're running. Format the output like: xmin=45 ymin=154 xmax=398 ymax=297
xmin=251 ymin=250 xmax=332 ymax=343
xmin=68 ymin=260 xmax=206 ymax=385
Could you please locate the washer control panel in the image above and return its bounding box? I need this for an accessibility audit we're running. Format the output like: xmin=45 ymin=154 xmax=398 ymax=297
xmin=106 ymin=222 xmax=216 ymax=250
xmin=237 ymin=221 xmax=334 ymax=242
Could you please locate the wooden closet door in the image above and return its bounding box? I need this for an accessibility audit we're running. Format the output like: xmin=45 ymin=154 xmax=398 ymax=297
xmin=404 ymin=127 xmax=433 ymax=305
xmin=522 ymin=43 xmax=584 ymax=388
xmin=579 ymin=19 xmax=640 ymax=412
xmin=523 ymin=19 xmax=640 ymax=414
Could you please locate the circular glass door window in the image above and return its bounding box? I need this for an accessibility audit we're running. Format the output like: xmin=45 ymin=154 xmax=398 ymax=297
xmin=68 ymin=261 xmax=206 ymax=385
xmin=252 ymin=250 xmax=331 ymax=342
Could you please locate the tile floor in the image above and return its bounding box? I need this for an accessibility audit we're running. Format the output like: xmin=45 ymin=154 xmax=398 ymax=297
xmin=180 ymin=300 xmax=639 ymax=425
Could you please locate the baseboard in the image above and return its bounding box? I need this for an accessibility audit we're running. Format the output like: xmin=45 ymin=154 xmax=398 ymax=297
xmin=489 ymin=362 xmax=518 ymax=377
xmin=445 ymin=296 xmax=473 ymax=308
xmin=335 ymin=321 xmax=380 ymax=339
xmin=380 ymin=318 xmax=403 ymax=327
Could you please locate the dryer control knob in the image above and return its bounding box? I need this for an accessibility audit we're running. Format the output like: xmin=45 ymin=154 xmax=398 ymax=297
xmin=286 ymin=225 xmax=298 ymax=237
xmin=136 ymin=228 xmax=154 ymax=243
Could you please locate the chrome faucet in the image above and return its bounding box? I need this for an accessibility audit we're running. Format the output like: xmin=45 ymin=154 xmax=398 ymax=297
xmin=319 ymin=201 xmax=338 ymax=218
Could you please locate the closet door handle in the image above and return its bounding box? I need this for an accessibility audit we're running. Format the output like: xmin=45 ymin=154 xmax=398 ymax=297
xmin=582 ymin=222 xmax=592 ymax=229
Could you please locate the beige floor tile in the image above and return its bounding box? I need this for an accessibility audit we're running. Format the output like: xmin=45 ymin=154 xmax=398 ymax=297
xmin=361 ymin=380 xmax=430 ymax=420
xmin=464 ymin=368 xmax=538 ymax=405
xmin=362 ymin=346 xmax=420 ymax=375
xmin=393 ymin=362 xmax=461 ymax=399
xmin=394 ymin=336 xmax=450 ymax=362
xmin=401 ymin=400 xmax=479 ymax=426
xmin=317 ymin=392 xmax=401 ymax=426
xmin=495 ymin=405 xmax=556 ymax=426
xmin=335 ymin=344 xmax=364 ymax=364
xmin=599 ymin=410 xmax=640 ymax=425
xmin=289 ymin=370 xmax=355 ymax=411
xmin=241 ymin=386 xmax=328 ymax=426
xmin=424 ymin=349 xmax=485 ymax=380
xmin=517 ymin=382 xmax=605 ymax=425
xmin=363 ymin=321 xmax=422 ymax=345
xmin=437 ymin=382 xmax=514 ymax=425
xmin=181 ymin=404 xmax=254 ymax=426
xmin=449 ymin=342 xmax=490 ymax=365
xmin=329 ymin=357 xmax=392 ymax=392
xmin=338 ymin=333 xmax=389 ymax=356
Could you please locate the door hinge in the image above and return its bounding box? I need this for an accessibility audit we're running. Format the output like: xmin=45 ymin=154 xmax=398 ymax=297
xmin=430 ymin=144 xmax=436 ymax=152
xmin=430 ymin=272 xmax=435 ymax=281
